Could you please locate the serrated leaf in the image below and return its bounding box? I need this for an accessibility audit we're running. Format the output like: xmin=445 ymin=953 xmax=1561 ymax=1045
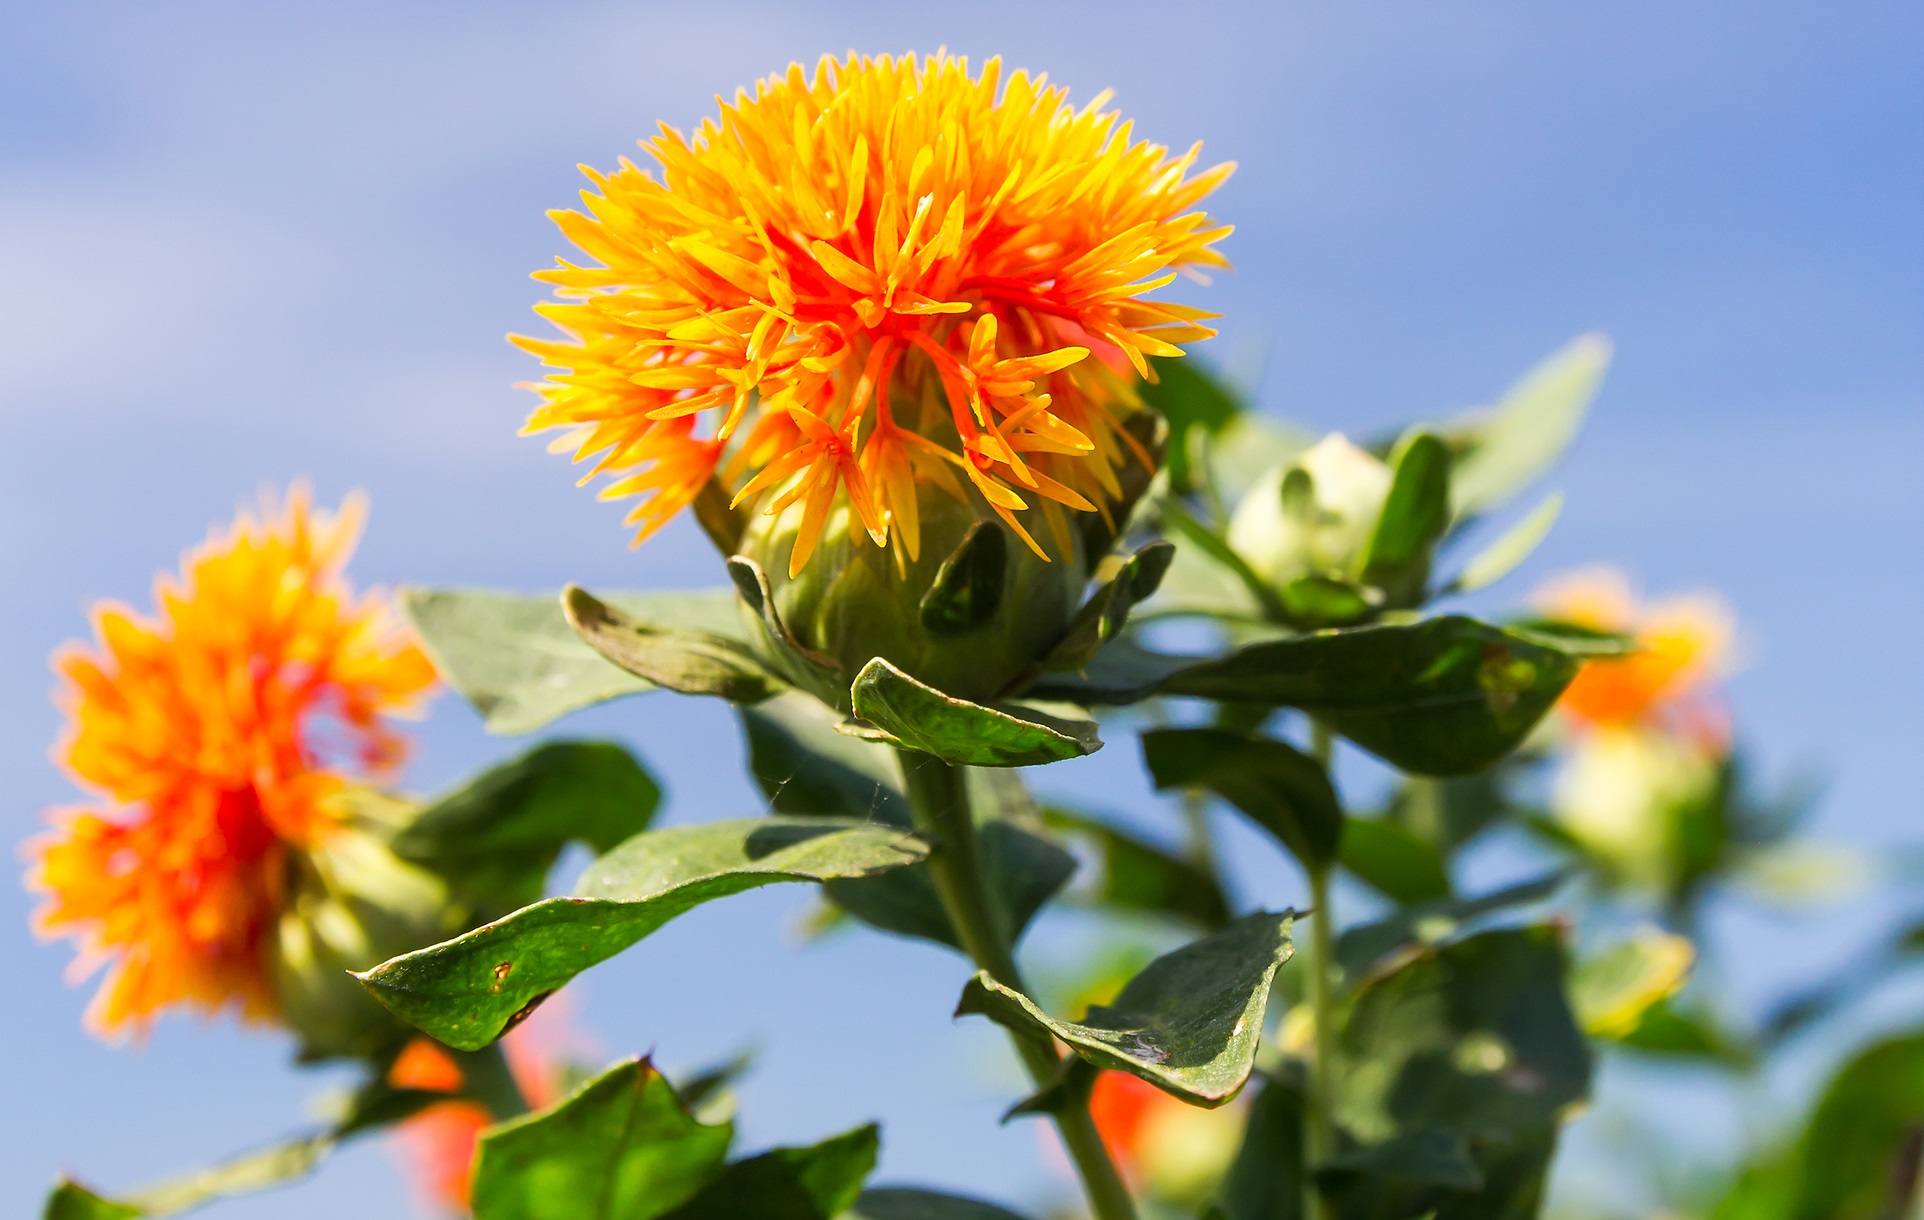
xmin=403 ymin=587 xmax=741 ymax=735
xmin=565 ymin=586 xmax=784 ymax=703
xmin=849 ymin=658 xmax=1100 ymax=768
xmin=1361 ymin=430 xmax=1451 ymax=601
xmin=470 ymin=1058 xmax=733 ymax=1220
xmin=1035 ymin=541 xmax=1177 ymax=674
xmin=393 ymin=741 xmax=661 ymax=910
xmin=358 ymin=819 xmax=927 ymax=1049
xmin=1340 ymin=819 xmax=1453 ymax=906
xmin=659 ymin=1124 xmax=878 ymax=1220
xmin=1045 ymin=806 xmax=1231 ymax=930
xmin=1161 ymin=616 xmax=1583 ymax=777
xmin=956 ymin=911 xmax=1295 ymax=1106
xmin=1142 ymin=729 xmax=1343 ymax=872
xmin=1449 ymin=334 xmax=1611 ymax=519
xmin=1450 ymin=493 xmax=1563 ymax=594
xmin=847 ymin=1187 xmax=1031 ymax=1219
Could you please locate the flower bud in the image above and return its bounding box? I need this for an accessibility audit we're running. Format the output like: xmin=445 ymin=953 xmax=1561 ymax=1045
xmin=736 ymin=482 xmax=1089 ymax=710
xmin=1226 ymin=433 xmax=1393 ymax=587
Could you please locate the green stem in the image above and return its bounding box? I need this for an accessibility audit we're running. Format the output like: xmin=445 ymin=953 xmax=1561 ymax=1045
xmin=896 ymin=751 xmax=1138 ymax=1220
xmin=1305 ymin=720 xmax=1338 ymax=1220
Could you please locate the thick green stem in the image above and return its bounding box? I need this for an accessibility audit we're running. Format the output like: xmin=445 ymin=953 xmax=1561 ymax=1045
xmin=896 ymin=752 xmax=1138 ymax=1220
xmin=1304 ymin=720 xmax=1338 ymax=1220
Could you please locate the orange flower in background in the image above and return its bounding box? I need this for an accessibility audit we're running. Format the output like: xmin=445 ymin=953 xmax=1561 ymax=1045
xmin=1088 ymin=1069 xmax=1243 ymax=1202
xmin=1535 ymin=565 xmax=1735 ymax=751
xmin=26 ymin=487 xmax=437 ymax=1034
xmin=519 ymin=51 xmax=1230 ymax=574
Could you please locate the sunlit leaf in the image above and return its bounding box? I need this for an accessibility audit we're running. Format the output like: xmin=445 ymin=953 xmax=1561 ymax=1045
xmin=659 ymin=1123 xmax=878 ymax=1220
xmin=1448 ymin=334 xmax=1611 ymax=519
xmin=849 ymin=658 xmax=1101 ymax=768
xmin=1449 ymin=493 xmax=1563 ymax=594
xmin=357 ymin=819 xmax=927 ymax=1050
xmin=1570 ymin=929 xmax=1696 ymax=1040
xmin=565 ymin=586 xmax=785 ymax=704
xmin=1361 ymin=429 xmax=1451 ymax=604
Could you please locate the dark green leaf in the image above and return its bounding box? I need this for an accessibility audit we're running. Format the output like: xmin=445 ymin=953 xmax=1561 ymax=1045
xmin=1615 ymin=998 xmax=1753 ymax=1066
xmin=1022 ymin=636 xmax=1196 ymax=706
xmin=660 ymin=1124 xmax=878 ymax=1220
xmin=357 ymin=819 xmax=928 ymax=1049
xmin=956 ymin=911 xmax=1295 ymax=1106
xmin=1325 ymin=927 xmax=1590 ymax=1220
xmin=403 ymin=587 xmax=741 ymax=735
xmin=919 ymin=521 xmax=1007 ymax=635
xmin=1035 ymin=541 xmax=1177 ymax=674
xmin=565 ymin=586 xmax=784 ymax=704
xmin=1448 ymin=334 xmax=1610 ymax=519
xmin=393 ymin=741 xmax=662 ymax=910
xmin=1340 ymin=819 xmax=1452 ymax=906
xmin=739 ymin=695 xmax=910 ymax=825
xmin=1337 ymin=874 xmax=1565 ymax=978
xmin=1217 ymin=1072 xmax=1306 ymax=1220
xmin=1449 ymin=493 xmax=1562 ymax=594
xmin=847 ymin=1187 xmax=1030 ymax=1220
xmin=471 ymin=1058 xmax=732 ymax=1220
xmin=1788 ymin=1033 xmax=1924 ymax=1220
xmin=1161 ymin=616 xmax=1582 ymax=776
xmin=1142 ymin=729 xmax=1342 ymax=872
xmin=1141 ymin=354 xmax=1242 ymax=491
xmin=1045 ymin=806 xmax=1231 ymax=930
xmin=824 ymin=820 xmax=1074 ymax=952
xmin=1361 ymin=430 xmax=1451 ymax=601
xmin=848 ymin=658 xmax=1100 ymax=768
xmin=1381 ymin=773 xmax=1512 ymax=854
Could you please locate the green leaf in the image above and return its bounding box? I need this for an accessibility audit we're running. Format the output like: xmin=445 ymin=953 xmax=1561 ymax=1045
xmin=1141 ymin=354 xmax=1243 ymax=491
xmin=1569 ymin=928 xmax=1695 ymax=1040
xmin=1045 ymin=806 xmax=1232 ymax=930
xmin=1449 ymin=492 xmax=1563 ymax=594
xmin=1361 ymin=429 xmax=1451 ymax=601
xmin=847 ymin=1188 xmax=1030 ymax=1219
xmin=1340 ymin=819 xmax=1452 ymax=905
xmin=1380 ymin=773 xmax=1512 ymax=854
xmin=1161 ymin=616 xmax=1583 ymax=776
xmin=739 ymin=695 xmax=911 ymax=825
xmin=565 ymin=586 xmax=785 ymax=704
xmin=393 ymin=741 xmax=662 ymax=910
xmin=1035 ymin=541 xmax=1177 ymax=674
xmin=1336 ymin=874 xmax=1565 ymax=978
xmin=919 ymin=521 xmax=1007 ymax=635
xmin=1503 ymin=617 xmax=1635 ymax=656
xmin=1217 ymin=1072 xmax=1306 ymax=1220
xmin=1324 ymin=926 xmax=1591 ymax=1219
xmin=357 ymin=818 xmax=928 ymax=1050
xmin=403 ymin=587 xmax=741 ymax=735
xmin=956 ymin=911 xmax=1296 ymax=1106
xmin=1448 ymin=333 xmax=1611 ymax=519
xmin=848 ymin=658 xmax=1101 ymax=768
xmin=737 ymin=698 xmax=1073 ymax=950
xmin=1615 ymin=998 xmax=1752 ymax=1065
xmin=1142 ymin=729 xmax=1342 ymax=872
xmin=1786 ymin=1032 xmax=1924 ymax=1220
xmin=1277 ymin=576 xmax=1380 ymax=630
xmin=1022 ymin=635 xmax=1198 ymax=706
xmin=43 ymin=1181 xmax=141 ymax=1220
xmin=659 ymin=1124 xmax=878 ymax=1220
xmin=471 ymin=1058 xmax=733 ymax=1220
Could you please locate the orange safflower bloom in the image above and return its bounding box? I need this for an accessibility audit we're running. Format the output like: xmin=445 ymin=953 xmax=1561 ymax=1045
xmin=519 ymin=51 xmax=1230 ymax=575
xmin=25 ymin=487 xmax=437 ymax=1035
xmin=1089 ymin=1069 xmax=1162 ymax=1171
xmin=1535 ymin=566 xmax=1734 ymax=749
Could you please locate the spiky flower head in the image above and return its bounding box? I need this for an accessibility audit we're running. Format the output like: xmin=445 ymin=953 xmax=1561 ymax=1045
xmin=26 ymin=487 xmax=437 ymax=1035
xmin=519 ymin=51 xmax=1231 ymax=578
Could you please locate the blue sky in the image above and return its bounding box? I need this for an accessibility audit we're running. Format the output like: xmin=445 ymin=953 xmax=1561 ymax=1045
xmin=2 ymin=2 xmax=1919 ymax=1215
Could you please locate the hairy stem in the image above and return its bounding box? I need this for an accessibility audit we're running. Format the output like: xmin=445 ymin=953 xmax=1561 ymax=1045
xmin=896 ymin=751 xmax=1138 ymax=1220
xmin=1305 ymin=719 xmax=1338 ymax=1220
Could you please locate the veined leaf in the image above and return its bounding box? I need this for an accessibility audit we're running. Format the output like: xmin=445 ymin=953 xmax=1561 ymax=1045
xmin=956 ymin=912 xmax=1295 ymax=1106
xmin=849 ymin=658 xmax=1100 ymax=768
xmin=357 ymin=819 xmax=927 ymax=1050
xmin=393 ymin=740 xmax=661 ymax=909
xmin=566 ymin=586 xmax=784 ymax=704
xmin=471 ymin=1058 xmax=732 ymax=1220
xmin=403 ymin=587 xmax=740 ymax=735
